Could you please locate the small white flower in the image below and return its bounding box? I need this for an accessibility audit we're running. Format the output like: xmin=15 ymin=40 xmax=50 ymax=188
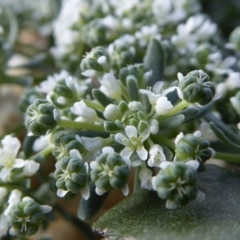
xmin=100 ymin=73 xmax=122 ymax=100
xmin=115 ymin=125 xmax=150 ymax=160
xmin=23 ymin=160 xmax=40 ymax=176
xmin=76 ymin=135 xmax=112 ymax=152
xmin=148 ymin=144 xmax=166 ymax=168
xmin=0 ymin=136 xmax=26 ymax=181
xmin=149 ymin=119 xmax=159 ymax=134
xmin=155 ymin=96 xmax=173 ymax=115
xmin=71 ymin=100 xmax=102 ymax=123
xmin=4 ymin=189 xmax=22 ymax=215
xmin=138 ymin=164 xmax=153 ymax=190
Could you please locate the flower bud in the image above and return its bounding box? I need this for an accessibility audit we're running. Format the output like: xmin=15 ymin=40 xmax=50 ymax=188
xmin=119 ymin=64 xmax=151 ymax=86
xmin=8 ymin=198 xmax=51 ymax=237
xmin=90 ymin=150 xmax=129 ymax=193
xmin=54 ymin=152 xmax=88 ymax=196
xmin=25 ymin=99 xmax=57 ymax=136
xmin=52 ymin=133 xmax=84 ymax=160
xmin=49 ymin=78 xmax=76 ymax=109
xmin=80 ymin=46 xmax=110 ymax=76
xmin=175 ymin=133 xmax=214 ymax=167
xmin=178 ymin=70 xmax=215 ymax=105
xmin=152 ymin=162 xmax=198 ymax=208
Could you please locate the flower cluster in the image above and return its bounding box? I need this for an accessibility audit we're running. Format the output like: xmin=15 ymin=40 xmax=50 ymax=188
xmin=1 ymin=0 xmax=240 ymax=238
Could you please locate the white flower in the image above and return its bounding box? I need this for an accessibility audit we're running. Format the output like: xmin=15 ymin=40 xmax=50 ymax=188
xmin=71 ymin=100 xmax=102 ymax=123
xmin=148 ymin=144 xmax=166 ymax=168
xmin=0 ymin=136 xmax=26 ymax=181
xmin=36 ymin=70 xmax=69 ymax=94
xmin=138 ymin=164 xmax=153 ymax=190
xmin=76 ymin=135 xmax=112 ymax=152
xmin=22 ymin=160 xmax=40 ymax=176
xmin=155 ymin=96 xmax=173 ymax=115
xmin=115 ymin=125 xmax=150 ymax=160
xmin=149 ymin=119 xmax=159 ymax=134
xmin=100 ymin=73 xmax=122 ymax=100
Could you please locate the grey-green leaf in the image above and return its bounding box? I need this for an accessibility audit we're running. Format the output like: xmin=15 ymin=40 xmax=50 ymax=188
xmin=144 ymin=38 xmax=165 ymax=86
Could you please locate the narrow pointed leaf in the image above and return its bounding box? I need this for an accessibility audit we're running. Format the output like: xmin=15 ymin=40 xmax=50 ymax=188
xmin=159 ymin=114 xmax=185 ymax=132
xmin=144 ymin=38 xmax=164 ymax=86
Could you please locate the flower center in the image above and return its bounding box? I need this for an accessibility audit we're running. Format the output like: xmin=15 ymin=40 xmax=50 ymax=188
xmin=1 ymin=151 xmax=16 ymax=169
xmin=128 ymin=136 xmax=142 ymax=150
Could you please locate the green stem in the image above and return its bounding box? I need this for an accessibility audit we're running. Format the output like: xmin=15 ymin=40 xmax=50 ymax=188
xmin=215 ymin=152 xmax=240 ymax=163
xmin=58 ymin=119 xmax=104 ymax=131
xmin=150 ymin=134 xmax=175 ymax=151
xmin=133 ymin=166 xmax=141 ymax=193
xmin=30 ymin=146 xmax=53 ymax=161
xmin=158 ymin=100 xmax=189 ymax=121
xmin=84 ymin=99 xmax=105 ymax=112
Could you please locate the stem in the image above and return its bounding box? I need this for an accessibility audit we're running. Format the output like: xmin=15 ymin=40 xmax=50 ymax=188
xmin=84 ymin=99 xmax=105 ymax=112
xmin=58 ymin=119 xmax=104 ymax=131
xmin=215 ymin=152 xmax=240 ymax=163
xmin=30 ymin=146 xmax=53 ymax=161
xmin=150 ymin=134 xmax=175 ymax=151
xmin=133 ymin=166 xmax=141 ymax=193
xmin=158 ymin=100 xmax=189 ymax=121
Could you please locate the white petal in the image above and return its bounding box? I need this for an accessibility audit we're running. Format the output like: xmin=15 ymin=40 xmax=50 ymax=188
xmin=193 ymin=131 xmax=201 ymax=137
xmin=102 ymin=146 xmax=114 ymax=154
xmin=121 ymin=147 xmax=133 ymax=159
xmin=166 ymin=199 xmax=178 ymax=209
xmin=0 ymin=168 xmax=11 ymax=181
xmin=23 ymin=161 xmax=40 ymax=176
xmin=57 ymin=189 xmax=68 ymax=197
xmin=95 ymin=187 xmax=107 ymax=196
xmin=70 ymin=149 xmax=82 ymax=160
xmin=13 ymin=159 xmax=26 ymax=168
xmin=40 ymin=205 xmax=52 ymax=213
xmin=84 ymin=162 xmax=89 ymax=174
xmin=90 ymin=161 xmax=97 ymax=169
xmin=160 ymin=161 xmax=172 ymax=169
xmin=82 ymin=69 xmax=97 ymax=77
xmin=177 ymin=72 xmax=184 ymax=81
xmin=125 ymin=126 xmax=137 ymax=138
xmin=175 ymin=132 xmax=184 ymax=145
xmin=2 ymin=135 xmax=20 ymax=157
xmin=81 ymin=185 xmax=90 ymax=200
xmin=136 ymin=147 xmax=148 ymax=160
xmin=186 ymin=160 xmax=199 ymax=171
xmin=151 ymin=176 xmax=157 ymax=190
xmin=115 ymin=133 xmax=127 ymax=146
xmin=121 ymin=184 xmax=129 ymax=196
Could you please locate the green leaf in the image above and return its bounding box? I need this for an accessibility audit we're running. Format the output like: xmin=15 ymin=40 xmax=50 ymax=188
xmin=126 ymin=77 xmax=139 ymax=101
xmin=180 ymin=106 xmax=199 ymax=122
xmin=209 ymin=122 xmax=240 ymax=150
xmin=94 ymin=164 xmax=240 ymax=240
xmin=144 ymin=38 xmax=164 ymax=86
xmin=92 ymin=89 xmax=113 ymax=107
xmin=159 ymin=114 xmax=185 ymax=132
xmin=78 ymin=181 xmax=110 ymax=222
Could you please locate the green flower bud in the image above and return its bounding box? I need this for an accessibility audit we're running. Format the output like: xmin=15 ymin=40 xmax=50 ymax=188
xmin=49 ymin=79 xmax=76 ymax=109
xmin=80 ymin=46 xmax=110 ymax=76
xmin=8 ymin=199 xmax=49 ymax=237
xmin=178 ymin=70 xmax=215 ymax=105
xmin=119 ymin=64 xmax=151 ymax=87
xmin=54 ymin=152 xmax=88 ymax=195
xmin=90 ymin=150 xmax=129 ymax=192
xmin=25 ymin=99 xmax=57 ymax=136
xmin=175 ymin=133 xmax=214 ymax=166
xmin=52 ymin=133 xmax=84 ymax=160
xmin=152 ymin=162 xmax=198 ymax=207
